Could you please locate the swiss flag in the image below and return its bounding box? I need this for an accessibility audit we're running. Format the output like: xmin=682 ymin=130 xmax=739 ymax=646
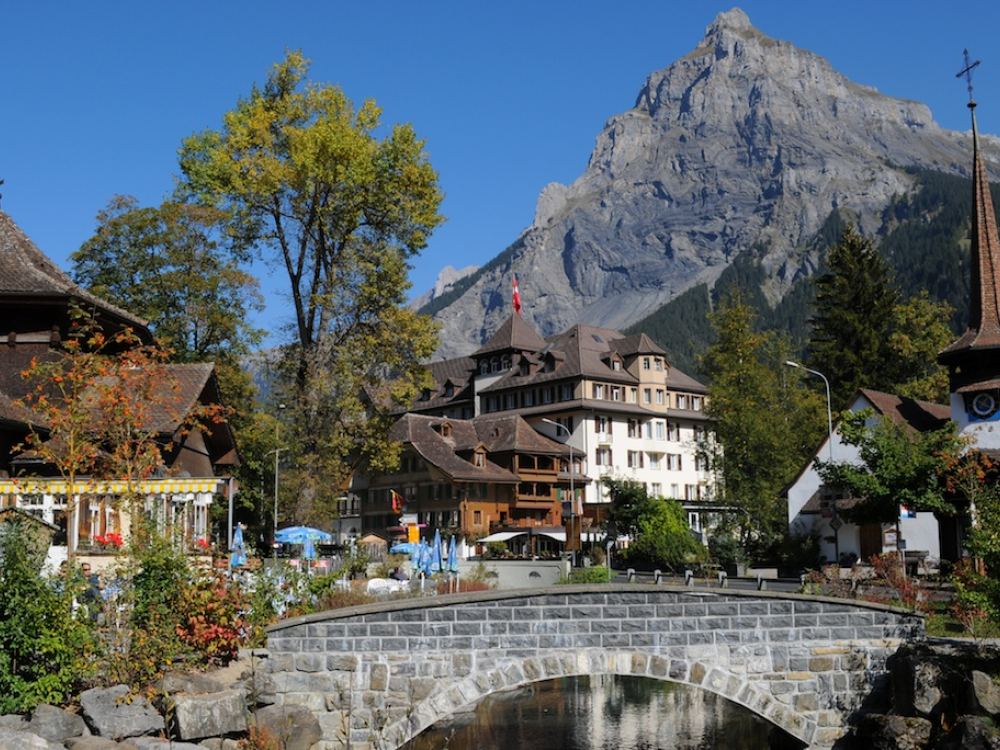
xmin=512 ymin=275 xmax=522 ymax=315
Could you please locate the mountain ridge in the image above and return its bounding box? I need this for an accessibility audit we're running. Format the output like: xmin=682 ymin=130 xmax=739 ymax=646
xmin=424 ymin=8 xmax=999 ymax=360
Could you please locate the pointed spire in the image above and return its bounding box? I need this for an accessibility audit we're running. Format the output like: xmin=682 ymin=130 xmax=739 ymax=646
xmin=941 ymin=54 xmax=1000 ymax=360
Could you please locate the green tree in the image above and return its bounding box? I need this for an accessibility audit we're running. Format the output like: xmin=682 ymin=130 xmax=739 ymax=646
xmin=177 ymin=51 xmax=441 ymax=515
xmin=72 ymin=195 xmax=262 ymax=423
xmin=0 ymin=519 xmax=94 ymax=712
xmin=815 ymin=409 xmax=961 ymax=527
xmin=603 ymin=479 xmax=702 ymax=571
xmin=886 ymin=292 xmax=954 ymax=404
xmin=700 ymin=295 xmax=825 ymax=558
xmin=808 ymin=224 xmax=900 ymax=409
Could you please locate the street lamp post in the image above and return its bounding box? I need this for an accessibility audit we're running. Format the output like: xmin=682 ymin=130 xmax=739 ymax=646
xmin=785 ymin=361 xmax=840 ymax=565
xmin=272 ymin=403 xmax=287 ymax=558
xmin=542 ymin=418 xmax=576 ymax=566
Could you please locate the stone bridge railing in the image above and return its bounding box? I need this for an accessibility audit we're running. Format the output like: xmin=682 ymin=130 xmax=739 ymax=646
xmin=263 ymin=585 xmax=924 ymax=749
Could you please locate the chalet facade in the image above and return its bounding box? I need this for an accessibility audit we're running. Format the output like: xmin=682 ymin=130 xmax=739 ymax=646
xmin=356 ymin=313 xmax=714 ymax=544
xmin=0 ymin=210 xmax=238 ymax=568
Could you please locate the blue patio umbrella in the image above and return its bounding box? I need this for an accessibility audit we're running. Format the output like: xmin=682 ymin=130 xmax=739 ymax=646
xmin=447 ymin=535 xmax=459 ymax=574
xmin=303 ymin=536 xmax=317 ymax=560
xmin=419 ymin=540 xmax=432 ymax=577
xmin=229 ymin=524 xmax=247 ymax=569
xmin=274 ymin=526 xmax=333 ymax=545
xmin=430 ymin=529 xmax=442 ymax=574
xmin=389 ymin=542 xmax=418 ymax=556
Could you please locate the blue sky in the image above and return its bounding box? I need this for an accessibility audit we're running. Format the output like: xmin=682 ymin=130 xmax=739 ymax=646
xmin=4 ymin=1 xmax=1000 ymax=340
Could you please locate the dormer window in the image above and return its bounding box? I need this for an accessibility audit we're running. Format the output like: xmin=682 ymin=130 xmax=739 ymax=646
xmin=479 ymin=360 xmax=489 ymax=375
xmin=612 ymin=360 xmax=622 ymax=371
xmin=434 ymin=421 xmax=453 ymax=438
xmin=444 ymin=383 xmax=454 ymax=398
xmin=520 ymin=360 xmax=530 ymax=376
xmin=490 ymin=357 xmax=500 ymax=373
xmin=473 ymin=449 xmax=485 ymax=468
xmin=422 ymin=388 xmax=432 ymax=401
xmin=501 ymin=356 xmax=511 ymax=370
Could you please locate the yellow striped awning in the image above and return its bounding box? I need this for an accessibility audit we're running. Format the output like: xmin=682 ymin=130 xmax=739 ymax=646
xmin=0 ymin=478 xmax=224 ymax=495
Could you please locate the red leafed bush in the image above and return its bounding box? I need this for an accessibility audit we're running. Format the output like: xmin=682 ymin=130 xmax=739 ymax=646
xmin=175 ymin=573 xmax=247 ymax=664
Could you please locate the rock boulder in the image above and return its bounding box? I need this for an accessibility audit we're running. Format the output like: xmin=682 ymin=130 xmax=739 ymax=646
xmin=79 ymin=686 xmax=164 ymax=740
xmin=252 ymin=705 xmax=320 ymax=750
xmin=29 ymin=704 xmax=87 ymax=743
xmin=169 ymin=689 xmax=246 ymax=741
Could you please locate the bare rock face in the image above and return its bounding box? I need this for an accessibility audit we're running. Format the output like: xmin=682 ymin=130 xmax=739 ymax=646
xmin=168 ymin=690 xmax=246 ymax=741
xmin=28 ymin=704 xmax=87 ymax=743
xmin=428 ymin=7 xmax=998 ymax=358
xmin=79 ymin=686 xmax=164 ymax=741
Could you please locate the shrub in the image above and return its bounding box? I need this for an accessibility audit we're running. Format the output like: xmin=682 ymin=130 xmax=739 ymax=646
xmin=560 ymin=566 xmax=612 ymax=584
xmin=0 ymin=519 xmax=95 ymax=712
xmin=175 ymin=573 xmax=247 ymax=665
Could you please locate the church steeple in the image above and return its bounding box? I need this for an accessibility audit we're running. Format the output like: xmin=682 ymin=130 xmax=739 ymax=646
xmin=939 ymin=52 xmax=1000 ymax=437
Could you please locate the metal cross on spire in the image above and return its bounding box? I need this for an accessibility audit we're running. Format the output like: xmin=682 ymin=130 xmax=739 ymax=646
xmin=957 ymin=48 xmax=981 ymax=109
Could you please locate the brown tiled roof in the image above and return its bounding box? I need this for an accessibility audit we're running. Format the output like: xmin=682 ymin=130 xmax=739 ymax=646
xmin=941 ymin=110 xmax=1000 ymax=359
xmin=0 ymin=210 xmax=148 ymax=329
xmin=857 ymin=388 xmax=950 ymax=433
xmin=148 ymin=363 xmax=217 ymax=433
xmin=472 ymin=314 xmax=547 ymax=356
xmin=389 ymin=414 xmax=518 ymax=483
xmin=407 ymin=356 xmax=476 ymax=412
xmin=667 ymin=366 xmax=709 ymax=394
xmin=472 ymin=414 xmax=569 ymax=455
xmin=608 ymin=333 xmax=666 ymax=357
xmin=0 ymin=389 xmax=41 ymax=428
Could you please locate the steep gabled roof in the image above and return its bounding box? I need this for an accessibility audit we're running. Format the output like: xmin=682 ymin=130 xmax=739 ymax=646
xmin=389 ymin=414 xmax=518 ymax=483
xmin=667 ymin=366 xmax=709 ymax=394
xmin=857 ymin=388 xmax=951 ymax=433
xmin=0 ymin=210 xmax=149 ymax=330
xmin=608 ymin=332 xmax=666 ymax=357
xmin=940 ymin=105 xmax=1000 ymax=359
xmin=472 ymin=314 xmax=547 ymax=357
xmin=473 ymin=414 xmax=570 ymax=455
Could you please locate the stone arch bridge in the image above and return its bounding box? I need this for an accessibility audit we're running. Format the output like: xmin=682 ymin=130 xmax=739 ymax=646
xmin=263 ymin=585 xmax=923 ymax=749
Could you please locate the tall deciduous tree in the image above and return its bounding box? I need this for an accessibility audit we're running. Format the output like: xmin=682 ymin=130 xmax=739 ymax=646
xmin=177 ymin=52 xmax=441 ymax=515
xmin=700 ymin=295 xmax=825 ymax=558
xmin=808 ymin=225 xmax=899 ymax=409
xmin=71 ymin=196 xmax=262 ymax=422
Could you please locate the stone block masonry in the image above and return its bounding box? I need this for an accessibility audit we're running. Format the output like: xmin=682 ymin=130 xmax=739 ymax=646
xmin=264 ymin=585 xmax=923 ymax=749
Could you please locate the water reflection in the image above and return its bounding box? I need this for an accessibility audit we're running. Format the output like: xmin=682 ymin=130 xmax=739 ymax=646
xmin=404 ymin=674 xmax=805 ymax=750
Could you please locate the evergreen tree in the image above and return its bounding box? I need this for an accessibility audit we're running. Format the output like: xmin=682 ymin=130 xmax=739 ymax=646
xmin=807 ymin=225 xmax=899 ymax=409
xmin=700 ymin=295 xmax=825 ymax=559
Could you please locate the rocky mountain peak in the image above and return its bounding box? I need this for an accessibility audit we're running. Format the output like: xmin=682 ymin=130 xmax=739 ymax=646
xmin=426 ymin=9 xmax=992 ymax=360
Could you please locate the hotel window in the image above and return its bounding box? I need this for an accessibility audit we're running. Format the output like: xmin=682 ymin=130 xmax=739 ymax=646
xmin=671 ymin=483 xmax=680 ymax=498
xmin=651 ymin=482 xmax=662 ymax=496
xmin=691 ymin=396 xmax=702 ymax=411
xmin=479 ymin=361 xmax=489 ymax=374
xmin=655 ymin=389 xmax=665 ymax=405
xmin=655 ymin=358 xmax=664 ymax=371
xmin=523 ymin=390 xmax=535 ymax=406
xmin=643 ymin=357 xmax=651 ymax=370
xmin=684 ymin=484 xmax=699 ymax=501
xmin=648 ymin=454 xmax=662 ymax=470
xmin=629 ymin=387 xmax=637 ymax=403
xmin=490 ymin=357 xmax=500 ymax=373
xmin=642 ymin=421 xmax=651 ymax=439
xmin=627 ymin=419 xmax=639 ymax=438
xmin=594 ymin=415 xmax=610 ymax=434
xmin=627 ymin=450 xmax=644 ymax=468
xmin=505 ymin=394 xmax=516 ymax=410
xmin=593 ymin=383 xmax=606 ymax=400
xmin=612 ymin=360 xmax=622 ymax=371
xmin=677 ymin=394 xmax=689 ymax=410
xmin=695 ymin=454 xmax=708 ymax=471
xmin=473 ymin=510 xmax=482 ymax=525
xmin=544 ymin=387 xmax=555 ymax=403
xmin=561 ymin=384 xmax=574 ymax=400
xmin=667 ymin=422 xmax=679 ymax=441
xmin=611 ymin=386 xmax=622 ymax=401
xmin=474 ymin=451 xmax=485 ymax=468
xmin=667 ymin=454 xmax=683 ymax=471
xmin=444 ymin=383 xmax=454 ymax=397
xmin=595 ymin=447 xmax=613 ymax=466
xmin=655 ymin=421 xmax=666 ymax=440
xmin=694 ymin=425 xmax=708 ymax=441
xmin=643 ymin=388 xmax=652 ymax=404
xmin=501 ymin=356 xmax=511 ymax=370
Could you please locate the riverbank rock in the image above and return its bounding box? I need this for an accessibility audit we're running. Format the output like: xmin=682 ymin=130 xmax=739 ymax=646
xmin=65 ymin=738 xmax=128 ymax=750
xmin=252 ymin=705 xmax=320 ymax=750
xmin=855 ymin=714 xmax=933 ymax=750
xmin=971 ymin=670 xmax=1000 ymax=716
xmin=158 ymin=672 xmax=224 ymax=696
xmin=169 ymin=689 xmax=246 ymax=740
xmin=29 ymin=704 xmax=87 ymax=743
xmin=79 ymin=686 xmax=164 ymax=740
xmin=0 ymin=716 xmax=27 ymax=731
xmin=0 ymin=726 xmax=61 ymax=750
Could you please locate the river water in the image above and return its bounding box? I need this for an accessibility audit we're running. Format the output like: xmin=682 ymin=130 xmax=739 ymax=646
xmin=403 ymin=674 xmax=805 ymax=750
